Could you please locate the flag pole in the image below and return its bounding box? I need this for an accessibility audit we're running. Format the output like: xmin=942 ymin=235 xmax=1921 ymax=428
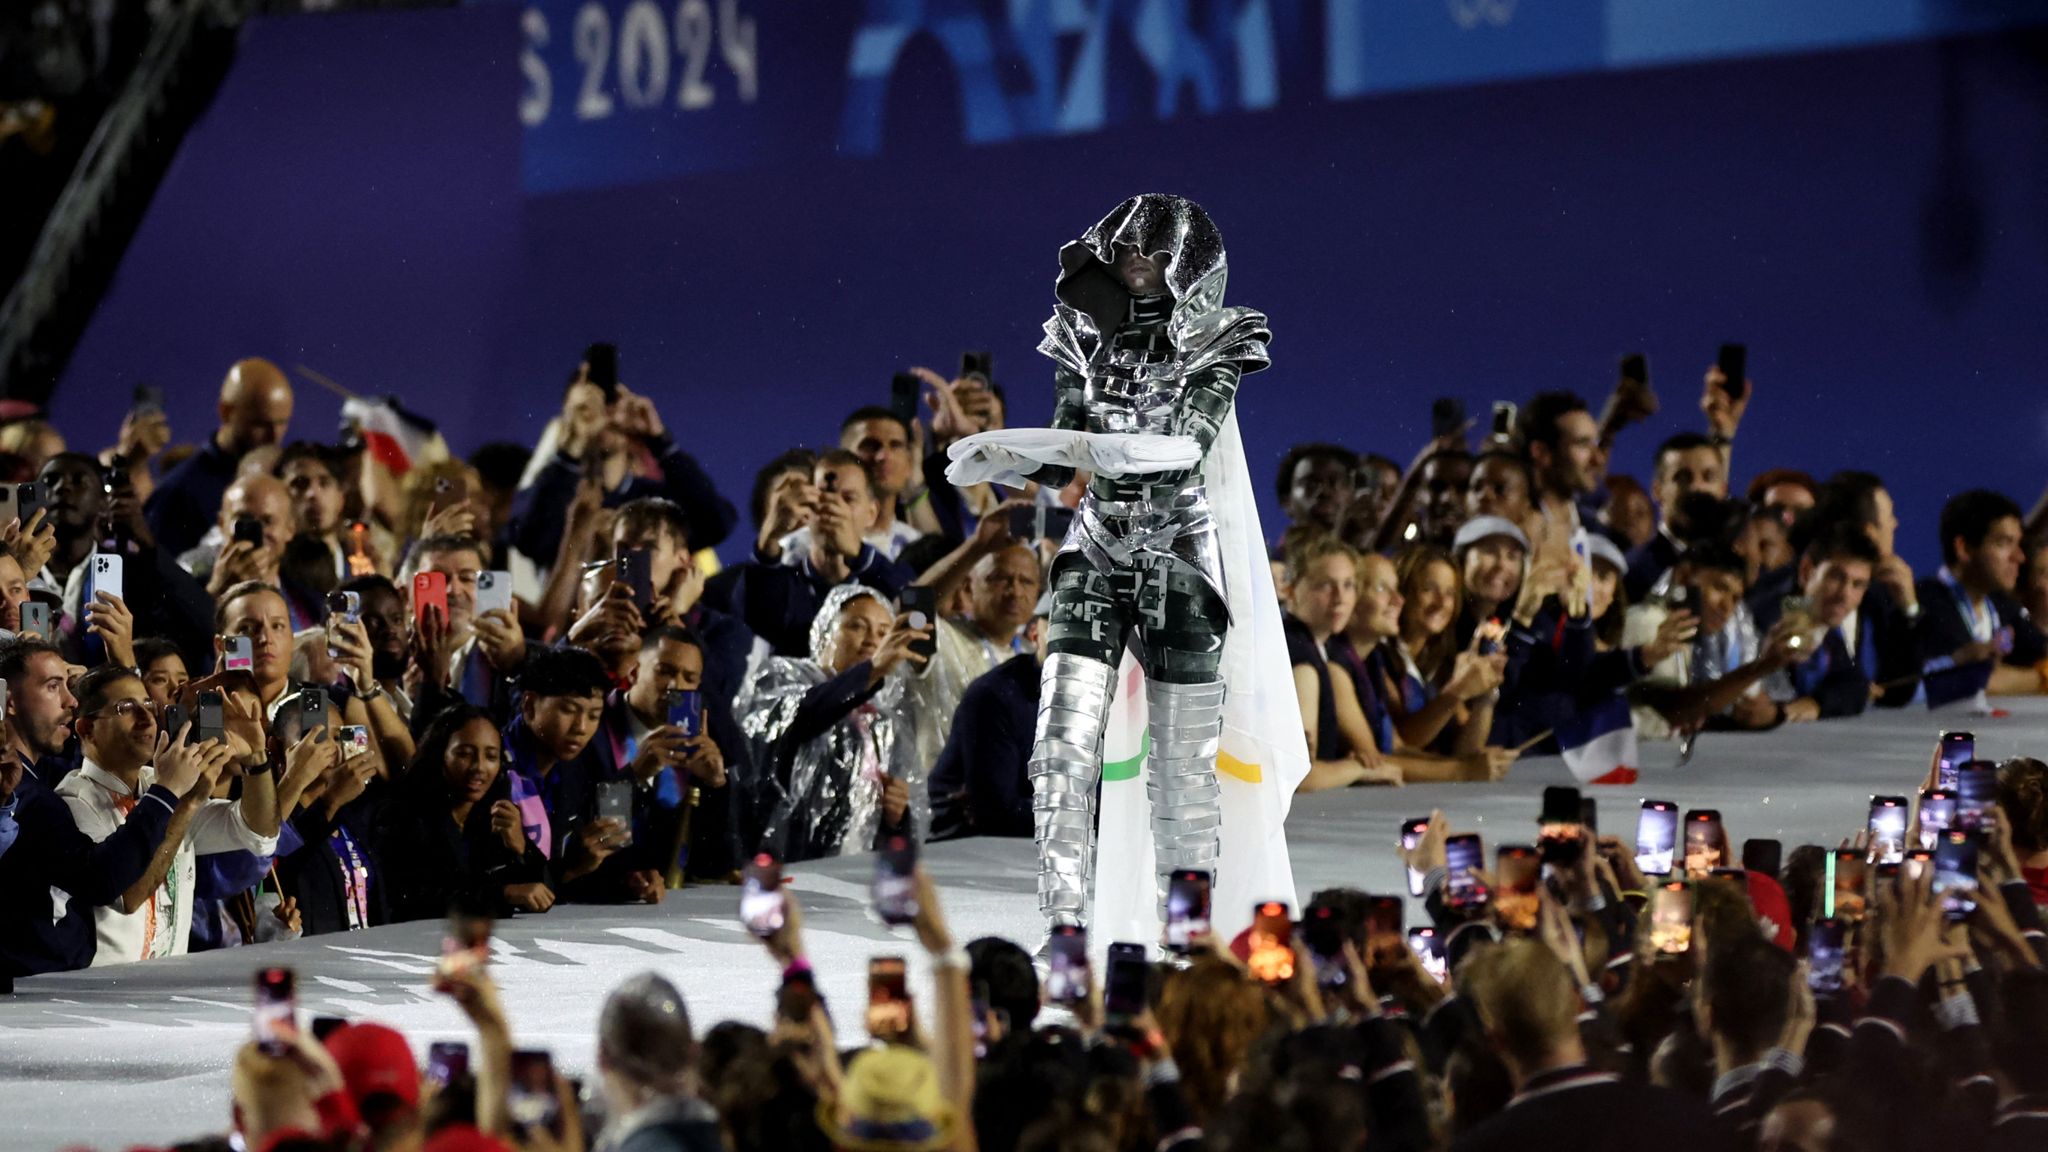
xmin=294 ymin=363 xmax=360 ymax=402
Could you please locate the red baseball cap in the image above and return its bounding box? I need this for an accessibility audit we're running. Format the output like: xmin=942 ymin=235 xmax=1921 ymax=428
xmin=1745 ymin=873 xmax=1797 ymax=952
xmin=323 ymin=1022 xmax=420 ymax=1119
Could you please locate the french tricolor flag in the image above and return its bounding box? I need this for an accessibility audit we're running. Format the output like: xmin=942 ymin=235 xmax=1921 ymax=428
xmin=342 ymin=395 xmax=438 ymax=478
xmin=1556 ymin=694 xmax=1639 ymax=786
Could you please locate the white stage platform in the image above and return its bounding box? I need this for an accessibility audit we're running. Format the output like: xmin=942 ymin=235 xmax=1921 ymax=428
xmin=2 ymin=700 xmax=2043 ymax=1150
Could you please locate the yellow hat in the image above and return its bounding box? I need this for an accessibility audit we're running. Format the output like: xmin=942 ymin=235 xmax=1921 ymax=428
xmin=815 ymin=1046 xmax=957 ymax=1152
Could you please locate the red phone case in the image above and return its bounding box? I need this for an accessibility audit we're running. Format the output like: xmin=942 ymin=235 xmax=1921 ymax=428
xmin=414 ymin=572 xmax=449 ymax=625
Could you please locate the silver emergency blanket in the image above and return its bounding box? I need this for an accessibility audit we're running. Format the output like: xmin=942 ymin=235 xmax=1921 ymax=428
xmin=736 ymin=584 xmax=915 ymax=860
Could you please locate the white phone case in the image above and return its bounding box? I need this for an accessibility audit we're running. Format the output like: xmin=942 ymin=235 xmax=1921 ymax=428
xmin=91 ymin=553 xmax=125 ymax=603
xmin=475 ymin=571 xmax=514 ymax=616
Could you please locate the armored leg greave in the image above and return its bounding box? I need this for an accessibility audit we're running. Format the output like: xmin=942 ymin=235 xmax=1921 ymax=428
xmin=1145 ymin=678 xmax=1225 ymax=908
xmin=1031 ymin=652 xmax=1114 ymax=925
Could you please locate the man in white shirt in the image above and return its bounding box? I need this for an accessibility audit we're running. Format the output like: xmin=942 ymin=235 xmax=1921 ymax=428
xmin=405 ymin=535 xmax=523 ymax=708
xmin=56 ymin=667 xmax=279 ymax=964
xmin=900 ymin=532 xmax=1043 ymax=812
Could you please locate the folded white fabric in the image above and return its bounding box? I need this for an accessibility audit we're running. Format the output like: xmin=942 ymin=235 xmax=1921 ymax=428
xmin=944 ymin=428 xmax=1202 ymax=488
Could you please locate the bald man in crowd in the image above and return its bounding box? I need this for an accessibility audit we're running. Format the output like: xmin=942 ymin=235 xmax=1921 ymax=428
xmin=146 ymin=359 xmax=295 ymax=557
xmin=184 ymin=473 xmax=293 ymax=595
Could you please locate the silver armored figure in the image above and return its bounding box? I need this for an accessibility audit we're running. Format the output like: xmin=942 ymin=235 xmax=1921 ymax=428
xmin=1023 ymin=194 xmax=1272 ymax=928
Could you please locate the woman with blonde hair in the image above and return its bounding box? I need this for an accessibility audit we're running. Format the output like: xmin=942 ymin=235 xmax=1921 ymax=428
xmin=1386 ymin=545 xmax=1506 ymax=756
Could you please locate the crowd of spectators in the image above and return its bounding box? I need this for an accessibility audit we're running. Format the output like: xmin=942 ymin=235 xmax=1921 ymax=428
xmin=1274 ymin=364 xmax=2048 ymax=786
xmin=0 ymin=346 xmax=2045 ymax=1152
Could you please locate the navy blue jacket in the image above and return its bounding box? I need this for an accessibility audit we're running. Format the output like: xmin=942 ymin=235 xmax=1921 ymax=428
xmin=0 ymin=771 xmax=178 ymax=980
xmin=1914 ymin=575 xmax=2047 ymax=707
xmin=509 ymin=435 xmax=738 ymax=561
xmin=930 ymin=653 xmax=1039 ymax=840
xmin=727 ymin=547 xmax=909 ymax=658
xmin=143 ymin=435 xmax=242 ymax=559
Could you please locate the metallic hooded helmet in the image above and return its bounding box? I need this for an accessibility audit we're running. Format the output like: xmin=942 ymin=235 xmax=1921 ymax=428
xmin=808 ymin=583 xmax=894 ymax=668
xmin=1054 ymin=194 xmax=1231 ymax=339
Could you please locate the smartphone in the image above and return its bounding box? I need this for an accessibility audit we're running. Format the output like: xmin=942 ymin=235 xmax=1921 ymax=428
xmin=1937 ymin=731 xmax=1974 ymax=791
xmin=899 ymin=586 xmax=940 ymax=662
xmin=1401 ymin=817 xmax=1430 ymax=898
xmin=866 ymin=956 xmax=912 ymax=1041
xmin=1103 ymin=942 xmax=1149 ymax=1025
xmin=596 ymin=779 xmax=634 ymax=846
xmin=1047 ymin=925 xmax=1089 ymax=1005
xmin=1164 ymin=868 xmax=1213 ymax=954
xmin=1365 ymin=895 xmax=1404 ymax=957
xmin=1407 ymin=926 xmax=1449 ymax=983
xmin=1683 ymin=810 xmax=1725 ymax=878
xmin=1006 ymin=504 xmax=1041 ymax=540
xmin=425 ymin=1040 xmax=472 ymax=1087
xmin=339 ymin=725 xmax=370 ymax=759
xmin=1619 ymin=352 xmax=1649 ymax=387
xmin=432 ymin=471 xmax=470 ymax=508
xmin=89 ymin=553 xmax=124 ymax=603
xmin=475 ymin=571 xmax=514 ymax=617
xmin=1247 ymin=901 xmax=1295 ymax=984
xmin=1809 ymin=918 xmax=1847 ymax=992
xmin=1919 ymin=789 xmax=1958 ymax=851
xmin=413 ymin=571 xmax=449 ymax=627
xmin=1445 ymin=834 xmax=1488 ymax=908
xmin=309 ymin=1015 xmax=348 ymax=1043
xmin=663 ymin=688 xmax=703 ymax=738
xmin=1868 ymin=796 xmax=1909 ymax=865
xmin=195 ymin=690 xmax=227 ymax=745
xmin=437 ymin=908 xmax=493 ymax=985
xmin=739 ymin=853 xmax=785 ymax=938
xmin=873 ymin=834 xmax=919 ymax=926
xmin=1429 ymin=397 xmax=1467 ymax=441
xmin=617 ymin=550 xmax=654 ymax=611
xmin=1934 ymin=831 xmax=1980 ymax=922
xmin=1955 ymin=761 xmax=1996 ymax=834
xmin=1496 ymin=845 xmax=1541 ymax=932
xmin=161 ymin=702 xmax=190 ymax=743
xmin=0 ymin=485 xmax=15 ymax=525
xmin=1649 ymin=881 xmax=1692 ymax=955
xmin=1490 ymin=400 xmax=1518 ymax=440
xmin=218 ymin=634 xmax=254 ymax=675
xmin=1579 ymin=797 xmax=1599 ymax=836
xmin=1636 ymin=800 xmax=1679 ymax=877
xmin=960 ymin=350 xmax=993 ymax=383
xmin=1303 ymin=904 xmax=1348 ymax=988
xmin=252 ymin=967 xmax=297 ymax=1056
xmin=326 ymin=590 xmax=362 ymax=624
xmin=19 ymin=601 xmax=52 ymax=641
xmin=16 ymin=481 xmax=46 ymax=526
xmin=1741 ymin=838 xmax=1783 ymax=882
xmin=232 ymin=515 xmax=266 ymax=546
xmin=507 ymin=1049 xmax=563 ymax=1138
xmin=1904 ymin=848 xmax=1935 ymax=884
xmin=130 ymin=383 xmax=166 ymax=418
xmin=584 ymin=342 xmax=620 ymax=398
xmin=1828 ymin=849 xmax=1868 ymax=922
xmin=1041 ymin=506 xmax=1076 ymax=540
xmin=299 ymin=690 xmax=329 ymax=738
xmin=1715 ymin=343 xmax=1747 ymax=398
xmin=890 ymin=372 xmax=921 ymax=428
xmin=1538 ymin=786 xmax=1586 ymax=866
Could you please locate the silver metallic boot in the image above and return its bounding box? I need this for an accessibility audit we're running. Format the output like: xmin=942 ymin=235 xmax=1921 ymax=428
xmin=1030 ymin=653 xmax=1114 ymax=928
xmin=1145 ymin=678 xmax=1225 ymax=911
